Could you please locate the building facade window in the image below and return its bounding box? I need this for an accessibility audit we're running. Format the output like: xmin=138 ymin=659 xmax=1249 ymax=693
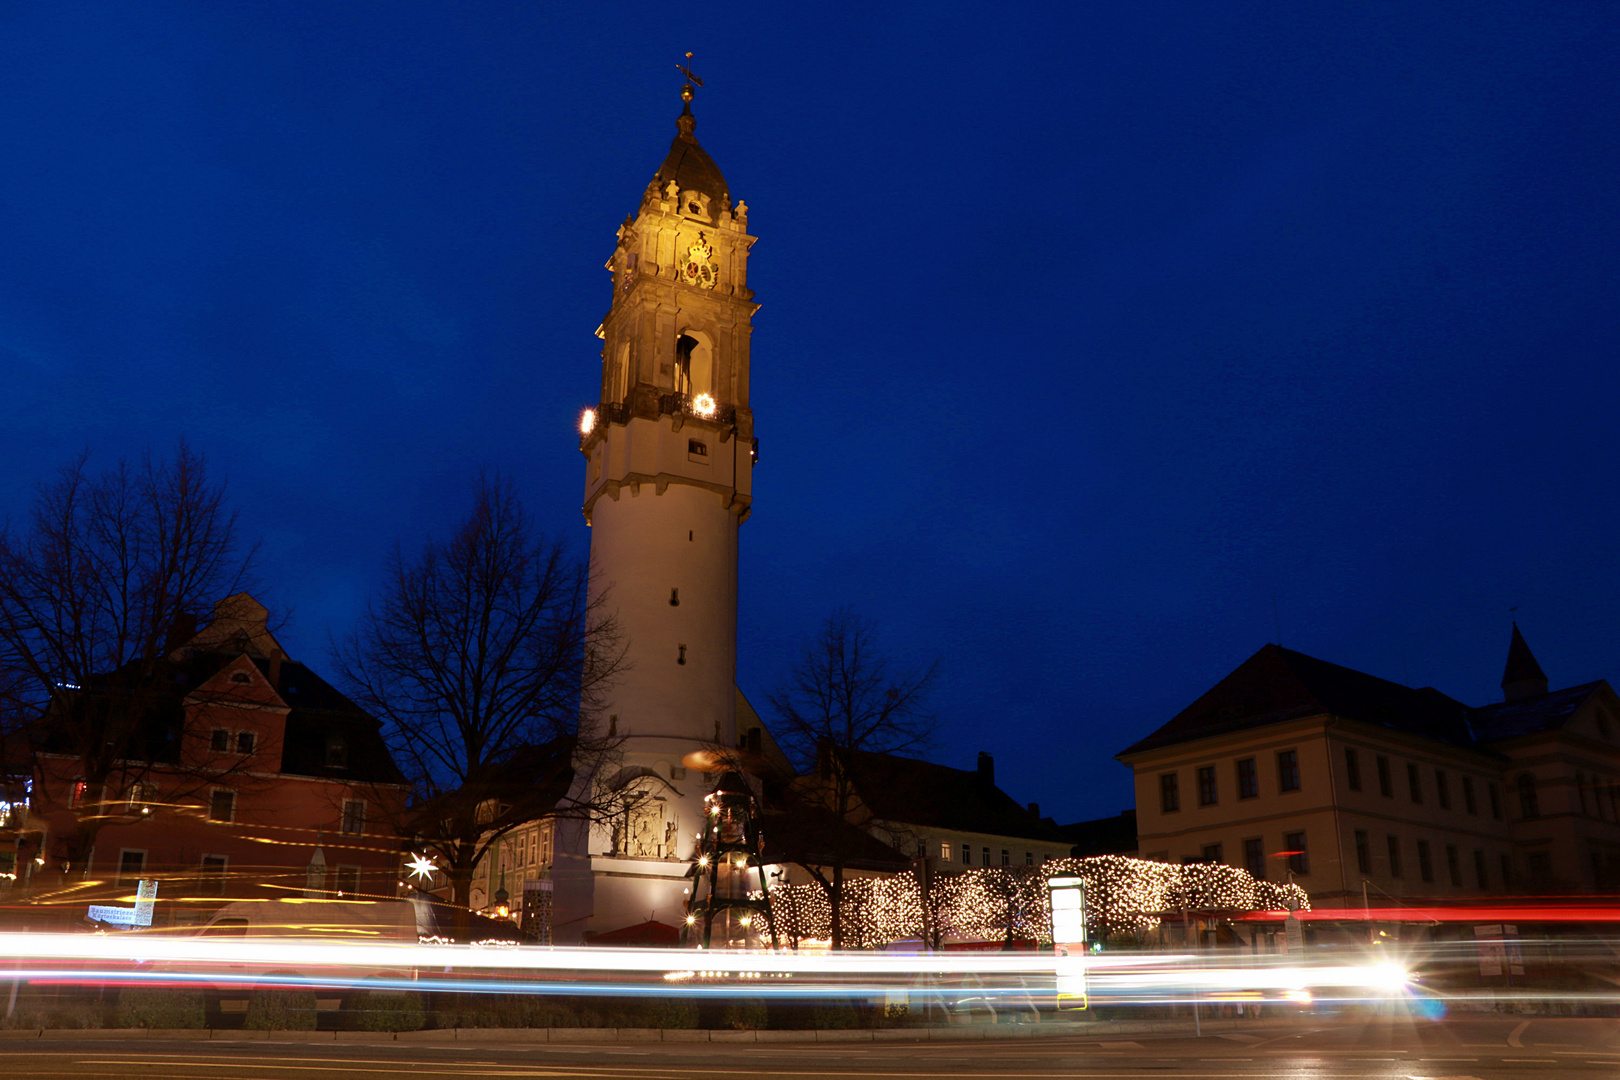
xmin=1518 ymin=774 xmax=1539 ymax=820
xmin=1377 ymin=755 xmax=1393 ymax=797
xmin=1417 ymin=839 xmax=1433 ymax=882
xmin=940 ymin=842 xmax=952 ymax=862
xmin=1500 ymin=853 xmax=1513 ymax=887
xmin=1354 ymin=829 xmax=1370 ymax=874
xmin=210 ymin=729 xmax=229 ymax=752
xmin=982 ymin=847 xmax=990 ymax=867
xmin=1463 ymin=775 xmax=1477 ymax=815
xmin=1407 ymin=763 xmax=1423 ymax=804
xmin=1526 ymin=851 xmax=1551 ymax=879
xmin=1277 ymin=750 xmax=1300 ymax=793
xmin=1236 ymin=757 xmax=1258 ymax=799
xmin=1283 ymin=831 xmax=1308 ymax=875
xmin=1473 ymin=849 xmax=1488 ymax=890
xmin=1445 ymin=844 xmax=1461 ymax=886
xmin=341 ymin=799 xmax=366 ymax=835
xmin=1160 ymin=773 xmax=1180 ymax=813
xmin=236 ymin=731 xmax=256 ymax=754
xmin=1345 ymin=748 xmax=1361 ymax=791
xmin=1197 ymin=766 xmax=1218 ymax=806
xmin=961 ymin=843 xmax=971 ymax=864
xmin=1435 ymin=770 xmax=1450 ymax=810
xmin=1489 ymin=782 xmax=1503 ymax=819
xmin=1001 ymin=849 xmax=1010 ymax=867
xmin=335 ymin=865 xmax=360 ymax=897
xmin=118 ymin=849 xmax=146 ymax=882
xmin=200 ymin=854 xmax=227 ymax=896
xmin=208 ymin=789 xmax=235 ymax=823
xmin=1388 ymin=835 xmax=1403 ymax=878
xmin=1243 ymin=837 xmax=1265 ymax=880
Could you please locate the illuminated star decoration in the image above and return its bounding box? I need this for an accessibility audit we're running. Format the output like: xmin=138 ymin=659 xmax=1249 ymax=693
xmin=406 ymin=852 xmax=439 ymax=883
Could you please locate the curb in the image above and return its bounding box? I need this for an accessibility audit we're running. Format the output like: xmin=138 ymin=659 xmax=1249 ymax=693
xmin=0 ymin=1017 xmax=1297 ymax=1044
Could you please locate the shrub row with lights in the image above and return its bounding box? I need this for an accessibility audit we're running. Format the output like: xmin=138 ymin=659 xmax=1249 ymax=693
xmin=766 ymin=855 xmax=1308 ymax=948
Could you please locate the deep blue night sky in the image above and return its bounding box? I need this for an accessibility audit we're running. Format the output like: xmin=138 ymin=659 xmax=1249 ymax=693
xmin=3 ymin=3 xmax=1618 ymax=825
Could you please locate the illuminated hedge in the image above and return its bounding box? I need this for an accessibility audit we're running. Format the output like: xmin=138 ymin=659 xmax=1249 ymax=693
xmin=766 ymin=855 xmax=1308 ymax=949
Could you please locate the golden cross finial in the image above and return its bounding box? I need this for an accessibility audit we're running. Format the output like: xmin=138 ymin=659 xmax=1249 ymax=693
xmin=677 ymin=51 xmax=703 ymax=102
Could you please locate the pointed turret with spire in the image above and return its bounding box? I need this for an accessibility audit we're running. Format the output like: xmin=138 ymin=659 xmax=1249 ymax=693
xmin=1501 ymin=622 xmax=1549 ymax=701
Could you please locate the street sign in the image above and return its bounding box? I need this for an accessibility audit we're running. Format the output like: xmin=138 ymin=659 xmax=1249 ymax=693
xmin=87 ymin=878 xmax=157 ymax=927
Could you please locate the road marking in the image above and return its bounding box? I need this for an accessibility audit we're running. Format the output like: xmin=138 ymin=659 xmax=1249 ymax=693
xmin=1508 ymin=1019 xmax=1530 ymax=1047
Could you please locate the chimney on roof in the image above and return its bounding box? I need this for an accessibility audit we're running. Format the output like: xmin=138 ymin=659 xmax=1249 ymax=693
xmin=1027 ymin=801 xmax=1039 ymax=818
xmin=1501 ymin=622 xmax=1549 ymax=702
xmin=163 ymin=612 xmax=198 ymax=654
xmin=977 ymin=751 xmax=994 ymax=787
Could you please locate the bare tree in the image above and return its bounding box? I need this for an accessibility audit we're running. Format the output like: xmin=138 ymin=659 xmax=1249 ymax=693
xmin=0 ymin=444 xmax=255 ymax=875
xmin=768 ymin=609 xmax=937 ymax=948
xmin=333 ymin=475 xmax=625 ymax=921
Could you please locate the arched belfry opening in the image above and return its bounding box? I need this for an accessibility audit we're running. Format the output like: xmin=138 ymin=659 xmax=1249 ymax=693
xmin=675 ymin=331 xmax=712 ymax=398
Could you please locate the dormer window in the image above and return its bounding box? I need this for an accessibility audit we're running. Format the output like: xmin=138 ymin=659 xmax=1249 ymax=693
xmin=326 ymin=736 xmax=349 ymax=769
xmin=230 ymin=671 xmax=252 ymax=685
xmin=236 ymin=732 xmax=255 ymax=754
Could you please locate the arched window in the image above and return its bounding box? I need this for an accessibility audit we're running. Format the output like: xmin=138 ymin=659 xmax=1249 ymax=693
xmin=674 ymin=331 xmax=712 ymax=398
xmin=1517 ymin=773 xmax=1540 ymax=820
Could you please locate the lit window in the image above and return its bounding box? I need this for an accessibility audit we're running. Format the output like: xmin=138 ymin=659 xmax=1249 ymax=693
xmin=939 ymin=842 xmax=951 ymax=862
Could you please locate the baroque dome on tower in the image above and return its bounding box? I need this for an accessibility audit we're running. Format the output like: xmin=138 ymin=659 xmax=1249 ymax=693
xmin=645 ymin=102 xmax=730 ymax=217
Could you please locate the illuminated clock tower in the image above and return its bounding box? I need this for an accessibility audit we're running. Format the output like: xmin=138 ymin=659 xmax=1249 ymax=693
xmin=553 ymin=70 xmax=759 ymax=940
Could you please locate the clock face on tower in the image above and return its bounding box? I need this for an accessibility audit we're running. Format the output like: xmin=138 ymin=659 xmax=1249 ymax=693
xmin=682 ymin=234 xmax=717 ymax=289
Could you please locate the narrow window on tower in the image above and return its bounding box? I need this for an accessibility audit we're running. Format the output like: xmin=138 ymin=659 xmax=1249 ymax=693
xmin=675 ymin=334 xmax=697 ymax=396
xmin=669 ymin=588 xmax=680 ymax=606
xmin=677 ymin=644 xmax=687 ymax=666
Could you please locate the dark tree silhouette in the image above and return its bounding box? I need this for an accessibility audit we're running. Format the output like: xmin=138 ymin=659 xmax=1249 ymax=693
xmin=333 ymin=475 xmax=626 ymax=918
xmin=0 ymin=444 xmax=256 ymax=876
xmin=768 ymin=608 xmax=937 ymax=948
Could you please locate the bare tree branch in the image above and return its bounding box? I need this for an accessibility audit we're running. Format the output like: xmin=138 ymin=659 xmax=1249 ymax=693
xmin=0 ymin=443 xmax=256 ymax=876
xmin=766 ymin=608 xmax=938 ymax=947
xmin=331 ymin=474 xmax=627 ymax=921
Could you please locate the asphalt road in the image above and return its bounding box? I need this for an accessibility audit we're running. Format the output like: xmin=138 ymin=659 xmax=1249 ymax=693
xmin=0 ymin=1017 xmax=1616 ymax=1078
